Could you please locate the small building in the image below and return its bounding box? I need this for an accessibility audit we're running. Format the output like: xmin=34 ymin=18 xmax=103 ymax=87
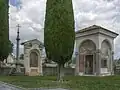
xmin=75 ymin=25 xmax=118 ymax=76
xmin=21 ymin=39 xmax=44 ymax=76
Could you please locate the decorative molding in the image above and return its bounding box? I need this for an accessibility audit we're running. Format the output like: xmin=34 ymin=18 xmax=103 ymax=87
xmin=96 ymin=49 xmax=101 ymax=53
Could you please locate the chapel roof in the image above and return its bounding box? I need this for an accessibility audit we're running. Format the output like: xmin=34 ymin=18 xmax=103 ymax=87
xmin=21 ymin=39 xmax=44 ymax=47
xmin=76 ymin=25 xmax=119 ymax=36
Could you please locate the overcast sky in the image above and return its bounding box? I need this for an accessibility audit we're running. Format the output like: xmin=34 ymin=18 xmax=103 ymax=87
xmin=9 ymin=0 xmax=120 ymax=59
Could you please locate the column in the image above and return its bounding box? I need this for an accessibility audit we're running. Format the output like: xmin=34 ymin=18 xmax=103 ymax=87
xmin=39 ymin=50 xmax=43 ymax=75
xmin=96 ymin=49 xmax=101 ymax=75
xmin=79 ymin=54 xmax=85 ymax=75
xmin=107 ymin=49 xmax=111 ymax=73
xmin=75 ymin=52 xmax=79 ymax=75
xmin=93 ymin=52 xmax=96 ymax=75
xmin=111 ymin=51 xmax=114 ymax=75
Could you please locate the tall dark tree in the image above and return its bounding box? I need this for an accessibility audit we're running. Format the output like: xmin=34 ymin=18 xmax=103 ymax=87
xmin=44 ymin=0 xmax=75 ymax=80
xmin=8 ymin=41 xmax=14 ymax=54
xmin=0 ymin=0 xmax=9 ymax=62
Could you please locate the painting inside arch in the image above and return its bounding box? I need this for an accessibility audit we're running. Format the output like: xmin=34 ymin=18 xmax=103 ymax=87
xmin=30 ymin=52 xmax=38 ymax=67
xmin=80 ymin=40 xmax=96 ymax=53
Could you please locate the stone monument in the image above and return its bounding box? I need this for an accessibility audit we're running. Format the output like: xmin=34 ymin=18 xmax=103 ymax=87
xmin=21 ymin=39 xmax=44 ymax=76
xmin=75 ymin=25 xmax=118 ymax=76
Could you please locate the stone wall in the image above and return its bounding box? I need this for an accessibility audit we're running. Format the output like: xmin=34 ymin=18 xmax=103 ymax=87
xmin=43 ymin=67 xmax=75 ymax=76
xmin=0 ymin=67 xmax=75 ymax=76
xmin=0 ymin=67 xmax=25 ymax=75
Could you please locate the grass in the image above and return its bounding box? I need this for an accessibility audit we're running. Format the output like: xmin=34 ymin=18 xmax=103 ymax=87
xmin=0 ymin=75 xmax=120 ymax=90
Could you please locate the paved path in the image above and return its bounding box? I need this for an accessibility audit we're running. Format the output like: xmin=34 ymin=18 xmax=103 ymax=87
xmin=0 ymin=82 xmax=23 ymax=90
xmin=0 ymin=81 xmax=68 ymax=90
xmin=29 ymin=88 xmax=68 ymax=90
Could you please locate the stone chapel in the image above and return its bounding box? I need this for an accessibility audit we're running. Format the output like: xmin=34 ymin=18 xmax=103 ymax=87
xmin=21 ymin=39 xmax=44 ymax=76
xmin=75 ymin=25 xmax=118 ymax=76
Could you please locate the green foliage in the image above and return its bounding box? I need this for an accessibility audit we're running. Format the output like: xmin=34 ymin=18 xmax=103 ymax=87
xmin=0 ymin=0 xmax=9 ymax=61
xmin=9 ymin=41 xmax=14 ymax=53
xmin=44 ymin=0 xmax=75 ymax=65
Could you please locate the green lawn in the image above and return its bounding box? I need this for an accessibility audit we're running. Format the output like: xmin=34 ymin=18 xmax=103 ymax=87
xmin=0 ymin=76 xmax=120 ymax=90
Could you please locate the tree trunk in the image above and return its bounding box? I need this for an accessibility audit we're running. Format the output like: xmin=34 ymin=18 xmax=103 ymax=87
xmin=57 ymin=64 xmax=64 ymax=81
xmin=57 ymin=64 xmax=60 ymax=81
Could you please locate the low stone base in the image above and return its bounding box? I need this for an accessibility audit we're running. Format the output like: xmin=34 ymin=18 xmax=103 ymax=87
xmin=25 ymin=72 xmax=29 ymax=76
xmin=78 ymin=72 xmax=84 ymax=76
xmin=25 ymin=71 xmax=41 ymax=76
xmin=99 ymin=73 xmax=112 ymax=76
xmin=11 ymin=72 xmax=25 ymax=76
xmin=76 ymin=72 xmax=113 ymax=76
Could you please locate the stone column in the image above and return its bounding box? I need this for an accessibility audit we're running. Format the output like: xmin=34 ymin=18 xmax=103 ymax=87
xmin=75 ymin=52 xmax=79 ymax=75
xmin=93 ymin=52 xmax=96 ymax=75
xmin=111 ymin=51 xmax=114 ymax=75
xmin=24 ymin=48 xmax=30 ymax=75
xmin=79 ymin=54 xmax=85 ymax=75
xmin=107 ymin=49 xmax=111 ymax=73
xmin=39 ymin=50 xmax=43 ymax=76
xmin=96 ymin=49 xmax=101 ymax=75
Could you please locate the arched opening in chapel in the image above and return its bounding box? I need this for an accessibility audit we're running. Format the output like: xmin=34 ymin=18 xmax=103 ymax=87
xmin=79 ymin=39 xmax=96 ymax=74
xmin=30 ymin=50 xmax=39 ymax=67
xmin=101 ymin=40 xmax=111 ymax=69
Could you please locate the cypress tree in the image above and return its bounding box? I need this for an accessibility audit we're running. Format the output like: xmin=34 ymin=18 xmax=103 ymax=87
xmin=44 ymin=0 xmax=75 ymax=80
xmin=0 ymin=0 xmax=9 ymax=61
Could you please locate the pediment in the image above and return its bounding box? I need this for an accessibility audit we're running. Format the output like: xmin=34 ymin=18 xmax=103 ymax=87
xmin=21 ymin=39 xmax=44 ymax=48
xmin=76 ymin=25 xmax=119 ymax=39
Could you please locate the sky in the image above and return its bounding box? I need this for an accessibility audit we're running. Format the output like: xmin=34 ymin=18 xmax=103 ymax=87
xmin=9 ymin=0 xmax=120 ymax=59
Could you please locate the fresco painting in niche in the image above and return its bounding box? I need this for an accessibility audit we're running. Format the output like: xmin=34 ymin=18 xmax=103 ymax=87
xmin=30 ymin=51 xmax=38 ymax=67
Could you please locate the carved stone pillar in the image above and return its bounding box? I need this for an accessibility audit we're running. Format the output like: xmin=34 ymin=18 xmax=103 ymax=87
xmin=96 ymin=49 xmax=101 ymax=75
xmin=111 ymin=51 xmax=114 ymax=75
xmin=79 ymin=54 xmax=84 ymax=74
xmin=75 ymin=52 xmax=79 ymax=75
xmin=93 ymin=52 xmax=96 ymax=75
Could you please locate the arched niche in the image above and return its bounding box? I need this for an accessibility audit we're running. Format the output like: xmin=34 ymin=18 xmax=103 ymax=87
xmin=79 ymin=39 xmax=96 ymax=54
xmin=29 ymin=49 xmax=39 ymax=67
xmin=101 ymin=39 xmax=111 ymax=68
xmin=79 ymin=39 xmax=96 ymax=74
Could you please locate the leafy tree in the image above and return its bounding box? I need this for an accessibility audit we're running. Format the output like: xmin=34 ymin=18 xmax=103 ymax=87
xmin=0 ymin=0 xmax=9 ymax=62
xmin=44 ymin=0 xmax=75 ymax=80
